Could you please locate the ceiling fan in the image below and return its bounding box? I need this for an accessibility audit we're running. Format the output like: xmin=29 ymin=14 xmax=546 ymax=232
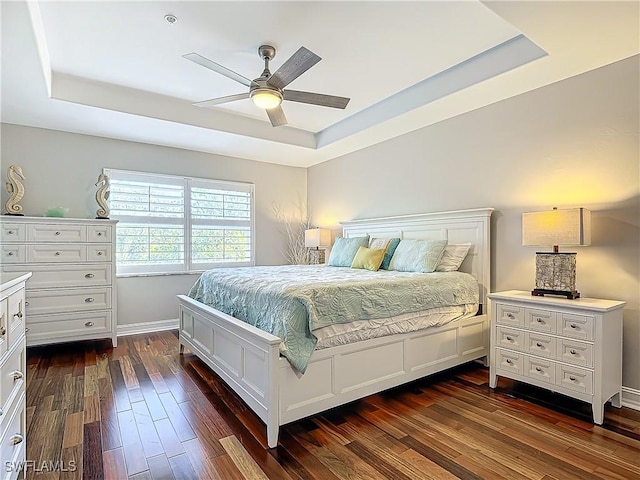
xmin=183 ymin=45 xmax=350 ymax=127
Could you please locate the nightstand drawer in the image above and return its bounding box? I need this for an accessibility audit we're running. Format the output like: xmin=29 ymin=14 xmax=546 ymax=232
xmin=0 ymin=340 xmax=25 ymax=423
xmin=525 ymin=356 xmax=556 ymax=384
xmin=496 ymin=326 xmax=525 ymax=352
xmin=27 ymin=244 xmax=86 ymax=263
xmin=496 ymin=304 xmax=524 ymax=327
xmin=0 ymin=393 xmax=26 ymax=479
xmin=557 ymin=364 xmax=593 ymax=394
xmin=495 ymin=348 xmax=523 ymax=374
xmin=0 ymin=224 xmax=25 ymax=243
xmin=25 ymin=287 xmax=111 ymax=315
xmin=526 ymin=331 xmax=556 ymax=358
xmin=28 ymin=223 xmax=86 ymax=242
xmin=559 ymin=339 xmax=593 ymax=368
xmin=1 ymin=246 xmax=25 ymax=264
xmin=525 ymin=308 xmax=557 ymax=334
xmin=560 ymin=313 xmax=594 ymax=341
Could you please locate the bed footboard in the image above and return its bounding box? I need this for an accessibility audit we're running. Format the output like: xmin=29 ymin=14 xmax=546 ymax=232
xmin=177 ymin=294 xmax=281 ymax=447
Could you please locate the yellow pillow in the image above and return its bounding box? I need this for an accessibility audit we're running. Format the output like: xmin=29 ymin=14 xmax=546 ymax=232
xmin=350 ymin=246 xmax=386 ymax=271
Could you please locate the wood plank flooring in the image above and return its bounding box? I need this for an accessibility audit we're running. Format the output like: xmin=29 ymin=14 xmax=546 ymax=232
xmin=24 ymin=331 xmax=640 ymax=479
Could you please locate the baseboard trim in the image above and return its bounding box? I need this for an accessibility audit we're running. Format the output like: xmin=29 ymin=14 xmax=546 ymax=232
xmin=622 ymin=386 xmax=640 ymax=411
xmin=117 ymin=318 xmax=179 ymax=337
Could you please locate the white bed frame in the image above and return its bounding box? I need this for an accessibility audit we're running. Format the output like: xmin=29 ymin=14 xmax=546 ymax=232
xmin=178 ymin=208 xmax=493 ymax=448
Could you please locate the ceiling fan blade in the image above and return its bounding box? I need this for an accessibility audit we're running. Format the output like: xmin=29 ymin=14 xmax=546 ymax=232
xmin=284 ymin=90 xmax=350 ymax=109
xmin=266 ymin=105 xmax=287 ymax=127
xmin=183 ymin=53 xmax=253 ymax=87
xmin=267 ymin=47 xmax=321 ymax=90
xmin=192 ymin=93 xmax=250 ymax=108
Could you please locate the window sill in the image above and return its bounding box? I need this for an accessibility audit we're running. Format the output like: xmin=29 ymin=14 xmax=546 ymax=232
xmin=116 ymin=271 xmax=205 ymax=279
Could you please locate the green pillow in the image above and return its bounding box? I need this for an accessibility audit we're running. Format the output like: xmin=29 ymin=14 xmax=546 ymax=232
xmin=327 ymin=236 xmax=370 ymax=267
xmin=350 ymin=246 xmax=386 ymax=271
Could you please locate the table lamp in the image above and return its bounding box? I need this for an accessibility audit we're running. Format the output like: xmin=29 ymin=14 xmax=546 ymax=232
xmin=305 ymin=228 xmax=331 ymax=264
xmin=522 ymin=207 xmax=591 ymax=299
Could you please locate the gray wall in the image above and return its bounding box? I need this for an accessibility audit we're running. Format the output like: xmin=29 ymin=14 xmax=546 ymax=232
xmin=0 ymin=125 xmax=307 ymax=325
xmin=308 ymin=57 xmax=640 ymax=390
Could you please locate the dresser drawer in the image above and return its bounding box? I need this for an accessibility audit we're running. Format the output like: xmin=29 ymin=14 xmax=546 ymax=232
xmin=88 ymin=224 xmax=112 ymax=242
xmin=526 ymin=331 xmax=556 ymax=359
xmin=27 ymin=311 xmax=111 ymax=341
xmin=27 ymin=244 xmax=87 ymax=263
xmin=0 ymin=393 xmax=26 ymax=480
xmin=495 ymin=303 xmax=524 ymax=327
xmin=28 ymin=223 xmax=86 ymax=243
xmin=559 ymin=338 xmax=593 ymax=368
xmin=6 ymin=290 xmax=25 ymax=351
xmin=2 ymin=264 xmax=111 ymax=289
xmin=0 ymin=224 xmax=25 ymax=243
xmin=525 ymin=308 xmax=557 ymax=334
xmin=525 ymin=356 xmax=556 ymax=384
xmin=25 ymin=287 xmax=111 ymax=315
xmin=0 ymin=246 xmax=25 ymax=264
xmin=496 ymin=326 xmax=525 ymax=352
xmin=87 ymin=245 xmax=111 ymax=262
xmin=560 ymin=313 xmax=594 ymax=341
xmin=0 ymin=340 xmax=25 ymax=426
xmin=557 ymin=363 xmax=593 ymax=394
xmin=495 ymin=348 xmax=523 ymax=375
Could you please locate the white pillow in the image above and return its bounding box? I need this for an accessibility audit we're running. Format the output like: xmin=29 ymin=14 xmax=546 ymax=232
xmin=388 ymin=239 xmax=447 ymax=273
xmin=436 ymin=243 xmax=472 ymax=272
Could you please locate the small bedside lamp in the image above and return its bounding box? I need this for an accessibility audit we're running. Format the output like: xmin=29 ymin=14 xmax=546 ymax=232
xmin=522 ymin=207 xmax=591 ymax=299
xmin=305 ymin=228 xmax=331 ymax=264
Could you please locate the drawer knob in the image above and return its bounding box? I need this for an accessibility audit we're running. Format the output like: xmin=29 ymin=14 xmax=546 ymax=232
xmin=0 ymin=407 xmax=3 ymax=416
xmin=55 ymin=231 xmax=61 ymax=235
xmin=506 ymin=313 xmax=515 ymax=319
xmin=535 ymin=366 xmax=542 ymax=372
xmin=7 ymin=230 xmax=13 ymax=234
xmin=55 ymin=251 xmax=61 ymax=256
xmin=569 ymin=376 xmax=577 ymax=381
xmin=506 ymin=336 xmax=513 ymax=342
xmin=97 ymin=232 xmax=103 ymax=236
xmin=505 ymin=359 xmax=512 ymax=364
xmin=570 ymin=324 xmax=577 ymax=329
xmin=85 ymin=321 xmax=94 ymax=327
xmin=85 ymin=297 xmax=94 ymax=303
xmin=85 ymin=273 xmax=95 ymax=278
xmin=10 ymin=370 xmax=23 ymax=381
xmin=11 ymin=434 xmax=24 ymax=445
xmin=7 ymin=251 xmax=14 ymax=256
xmin=536 ymin=318 xmax=543 ymax=323
xmin=536 ymin=342 xmax=543 ymax=347
xmin=25 ymin=327 xmax=29 ymax=333
xmin=570 ymin=349 xmax=577 ymax=355
xmin=0 ymin=326 xmax=5 ymax=336
xmin=25 ymin=301 xmax=29 ymax=306
xmin=15 ymin=312 xmax=23 ymax=319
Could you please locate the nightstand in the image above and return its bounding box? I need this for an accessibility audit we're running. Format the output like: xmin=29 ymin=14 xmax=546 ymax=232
xmin=488 ymin=290 xmax=625 ymax=424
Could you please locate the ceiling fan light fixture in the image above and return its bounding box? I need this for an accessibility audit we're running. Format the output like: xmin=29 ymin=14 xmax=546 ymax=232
xmin=250 ymin=88 xmax=283 ymax=109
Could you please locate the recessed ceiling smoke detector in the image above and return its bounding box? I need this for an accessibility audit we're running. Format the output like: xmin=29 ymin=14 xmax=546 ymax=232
xmin=164 ymin=14 xmax=177 ymax=25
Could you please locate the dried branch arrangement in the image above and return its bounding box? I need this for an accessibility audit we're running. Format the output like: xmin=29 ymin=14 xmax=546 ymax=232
xmin=272 ymin=198 xmax=311 ymax=265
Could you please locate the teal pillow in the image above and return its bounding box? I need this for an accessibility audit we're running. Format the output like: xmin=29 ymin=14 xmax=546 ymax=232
xmin=368 ymin=237 xmax=401 ymax=270
xmin=327 ymin=236 xmax=370 ymax=267
xmin=388 ymin=239 xmax=447 ymax=273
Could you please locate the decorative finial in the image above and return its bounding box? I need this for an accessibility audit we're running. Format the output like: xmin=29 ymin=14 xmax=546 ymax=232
xmin=4 ymin=164 xmax=26 ymax=215
xmin=95 ymin=173 xmax=110 ymax=219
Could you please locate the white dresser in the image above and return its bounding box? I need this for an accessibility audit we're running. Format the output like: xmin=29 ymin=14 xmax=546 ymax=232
xmin=488 ymin=290 xmax=625 ymax=424
xmin=0 ymin=217 xmax=118 ymax=347
xmin=0 ymin=273 xmax=30 ymax=480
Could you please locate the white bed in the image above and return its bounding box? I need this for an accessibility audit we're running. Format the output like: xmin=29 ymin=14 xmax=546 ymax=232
xmin=178 ymin=207 xmax=493 ymax=448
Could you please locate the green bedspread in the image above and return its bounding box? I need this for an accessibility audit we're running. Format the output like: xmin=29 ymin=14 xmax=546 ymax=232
xmin=188 ymin=265 xmax=478 ymax=373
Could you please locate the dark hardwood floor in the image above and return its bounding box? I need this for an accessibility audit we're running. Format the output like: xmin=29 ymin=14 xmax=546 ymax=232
xmin=24 ymin=331 xmax=640 ymax=479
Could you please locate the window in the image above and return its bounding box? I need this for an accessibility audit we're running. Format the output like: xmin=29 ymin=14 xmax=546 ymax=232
xmin=105 ymin=169 xmax=254 ymax=275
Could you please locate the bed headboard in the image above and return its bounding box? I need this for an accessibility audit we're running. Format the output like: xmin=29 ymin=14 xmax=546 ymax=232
xmin=341 ymin=208 xmax=494 ymax=311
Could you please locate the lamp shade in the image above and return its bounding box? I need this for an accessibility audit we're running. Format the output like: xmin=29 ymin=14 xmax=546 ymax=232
xmin=305 ymin=228 xmax=331 ymax=248
xmin=522 ymin=208 xmax=591 ymax=247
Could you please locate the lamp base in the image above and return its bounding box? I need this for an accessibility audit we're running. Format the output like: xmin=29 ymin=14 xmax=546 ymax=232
xmin=531 ymin=288 xmax=580 ymax=300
